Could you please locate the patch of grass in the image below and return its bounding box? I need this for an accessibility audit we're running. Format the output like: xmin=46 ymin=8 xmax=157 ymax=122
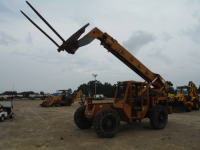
xmin=35 ymin=143 xmax=44 ymax=148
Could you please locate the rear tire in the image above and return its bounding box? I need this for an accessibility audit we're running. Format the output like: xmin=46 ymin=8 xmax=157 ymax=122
xmin=193 ymin=100 xmax=199 ymax=110
xmin=150 ymin=105 xmax=168 ymax=129
xmin=65 ymin=98 xmax=72 ymax=106
xmin=10 ymin=113 xmax=14 ymax=118
xmin=185 ymin=103 xmax=192 ymax=112
xmin=94 ymin=108 xmax=120 ymax=138
xmin=74 ymin=106 xmax=92 ymax=129
xmin=0 ymin=115 xmax=5 ymax=122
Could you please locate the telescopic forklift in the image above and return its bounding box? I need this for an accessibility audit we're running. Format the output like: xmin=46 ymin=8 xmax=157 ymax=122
xmin=169 ymin=81 xmax=199 ymax=112
xmin=21 ymin=1 xmax=172 ymax=138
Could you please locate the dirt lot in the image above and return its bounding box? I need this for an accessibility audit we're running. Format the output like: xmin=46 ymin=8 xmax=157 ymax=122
xmin=0 ymin=100 xmax=200 ymax=150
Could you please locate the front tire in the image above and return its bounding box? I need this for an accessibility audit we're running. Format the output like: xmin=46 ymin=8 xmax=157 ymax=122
xmin=94 ymin=108 xmax=120 ymax=138
xmin=150 ymin=105 xmax=168 ymax=129
xmin=74 ymin=106 xmax=92 ymax=129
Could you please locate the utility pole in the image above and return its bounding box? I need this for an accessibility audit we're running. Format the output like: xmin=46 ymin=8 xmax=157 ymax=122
xmin=92 ymin=74 xmax=97 ymax=100
xmin=12 ymin=81 xmax=14 ymax=100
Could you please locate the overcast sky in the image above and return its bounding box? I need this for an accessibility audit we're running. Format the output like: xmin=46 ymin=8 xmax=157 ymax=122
xmin=0 ymin=0 xmax=200 ymax=93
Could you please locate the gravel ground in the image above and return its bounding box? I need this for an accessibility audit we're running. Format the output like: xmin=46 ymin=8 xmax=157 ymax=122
xmin=0 ymin=99 xmax=200 ymax=150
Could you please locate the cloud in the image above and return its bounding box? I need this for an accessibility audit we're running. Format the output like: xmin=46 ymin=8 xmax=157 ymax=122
xmin=148 ymin=49 xmax=172 ymax=64
xmin=1 ymin=0 xmax=200 ymax=93
xmin=154 ymin=50 xmax=171 ymax=64
xmin=192 ymin=10 xmax=200 ymax=21
xmin=0 ymin=31 xmax=18 ymax=46
xmin=122 ymin=30 xmax=156 ymax=54
xmin=26 ymin=33 xmax=33 ymax=45
xmin=181 ymin=10 xmax=200 ymax=44
xmin=12 ymin=50 xmax=62 ymax=64
xmin=11 ymin=48 xmax=113 ymax=74
xmin=0 ymin=1 xmax=16 ymax=23
xmin=182 ymin=23 xmax=200 ymax=44
xmin=161 ymin=33 xmax=173 ymax=41
xmin=0 ymin=1 xmax=11 ymax=14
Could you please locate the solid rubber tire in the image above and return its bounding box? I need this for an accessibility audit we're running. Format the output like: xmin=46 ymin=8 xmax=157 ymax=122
xmin=0 ymin=115 xmax=5 ymax=122
xmin=150 ymin=105 xmax=168 ymax=129
xmin=193 ymin=100 xmax=199 ymax=110
xmin=65 ymin=98 xmax=72 ymax=106
xmin=74 ymin=106 xmax=92 ymax=129
xmin=94 ymin=108 xmax=120 ymax=138
xmin=185 ymin=103 xmax=191 ymax=112
xmin=10 ymin=113 xmax=14 ymax=118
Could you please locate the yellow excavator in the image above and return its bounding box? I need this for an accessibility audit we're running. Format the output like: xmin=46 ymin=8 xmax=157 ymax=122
xmin=40 ymin=90 xmax=84 ymax=107
xmin=169 ymin=81 xmax=199 ymax=112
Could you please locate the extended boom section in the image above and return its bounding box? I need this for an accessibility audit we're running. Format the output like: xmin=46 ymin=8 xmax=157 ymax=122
xmin=88 ymin=28 xmax=167 ymax=91
xmin=59 ymin=26 xmax=168 ymax=94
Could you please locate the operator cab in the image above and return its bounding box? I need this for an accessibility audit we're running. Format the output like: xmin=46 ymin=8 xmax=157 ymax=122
xmin=58 ymin=90 xmax=70 ymax=101
xmin=176 ymin=86 xmax=190 ymax=95
xmin=176 ymin=86 xmax=190 ymax=100
xmin=114 ymin=81 xmax=149 ymax=118
xmin=116 ymin=81 xmax=148 ymax=102
xmin=116 ymin=82 xmax=126 ymax=100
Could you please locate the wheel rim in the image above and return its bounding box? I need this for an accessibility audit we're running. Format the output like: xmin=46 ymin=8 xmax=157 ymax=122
xmin=102 ymin=115 xmax=116 ymax=132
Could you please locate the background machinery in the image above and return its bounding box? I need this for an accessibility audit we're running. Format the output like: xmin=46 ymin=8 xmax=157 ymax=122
xmin=169 ymin=81 xmax=199 ymax=112
xmin=40 ymin=90 xmax=84 ymax=107
xmin=21 ymin=2 xmax=172 ymax=138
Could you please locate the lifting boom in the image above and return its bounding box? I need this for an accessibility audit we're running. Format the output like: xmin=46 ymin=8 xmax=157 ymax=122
xmin=59 ymin=26 xmax=168 ymax=92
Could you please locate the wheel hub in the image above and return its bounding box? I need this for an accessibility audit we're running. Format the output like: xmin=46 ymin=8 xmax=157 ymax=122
xmin=106 ymin=120 xmax=112 ymax=128
xmin=102 ymin=116 xmax=116 ymax=131
xmin=158 ymin=112 xmax=165 ymax=122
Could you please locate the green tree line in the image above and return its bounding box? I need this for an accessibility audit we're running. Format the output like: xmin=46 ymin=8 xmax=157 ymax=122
xmin=1 ymin=81 xmax=200 ymax=97
xmin=76 ymin=80 xmax=116 ymax=97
